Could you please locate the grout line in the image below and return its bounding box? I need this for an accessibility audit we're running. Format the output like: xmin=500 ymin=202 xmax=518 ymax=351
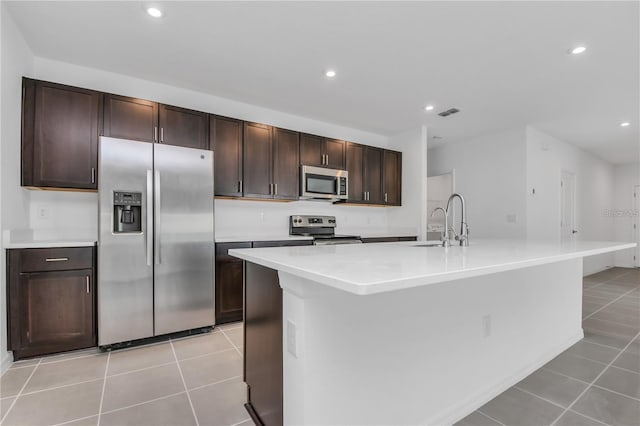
xmin=550 ymin=329 xmax=640 ymax=426
xmin=173 ymin=347 xmax=239 ymax=365
xmin=106 ymin=360 xmax=177 ymax=378
xmin=582 ymin=286 xmax=638 ymax=322
xmin=98 ymin=390 xmax=187 ymax=417
xmin=228 ymin=418 xmax=252 ymax=426
xmin=187 ymin=375 xmax=242 ymax=393
xmin=96 ymin=351 xmax=110 ymax=426
xmin=170 ymin=339 xmax=200 ymax=426
xmin=0 ymin=358 xmax=42 ymax=424
xmin=512 ymin=386 xmax=569 ymax=410
xmin=53 ymin=413 xmax=100 ymax=426
xmin=540 ymin=367 xmax=594 ymax=386
xmin=583 ymin=315 xmax=640 ymax=331
xmin=591 ymin=383 xmax=640 ymax=403
xmin=219 ymin=328 xmax=243 ymax=358
xmin=476 ymin=409 xmax=507 ymax=426
xmin=562 ymin=410 xmax=610 ymax=426
xmin=19 ymin=377 xmax=104 ymax=397
xmin=578 ymin=338 xmax=631 ymax=352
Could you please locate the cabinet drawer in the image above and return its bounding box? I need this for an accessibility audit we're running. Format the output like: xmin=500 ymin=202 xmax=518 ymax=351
xmin=18 ymin=247 xmax=94 ymax=272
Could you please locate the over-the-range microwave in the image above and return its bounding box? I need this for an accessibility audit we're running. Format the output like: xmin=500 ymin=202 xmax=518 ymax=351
xmin=300 ymin=165 xmax=348 ymax=201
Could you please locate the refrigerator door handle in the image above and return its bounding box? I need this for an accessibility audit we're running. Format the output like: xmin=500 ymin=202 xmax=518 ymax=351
xmin=146 ymin=170 xmax=153 ymax=266
xmin=154 ymin=170 xmax=162 ymax=265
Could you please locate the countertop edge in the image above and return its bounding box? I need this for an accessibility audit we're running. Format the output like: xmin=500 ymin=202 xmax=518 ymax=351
xmin=4 ymin=241 xmax=97 ymax=249
xmin=230 ymin=242 xmax=637 ymax=296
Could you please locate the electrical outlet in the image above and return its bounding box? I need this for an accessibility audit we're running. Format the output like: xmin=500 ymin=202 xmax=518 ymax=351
xmin=482 ymin=315 xmax=492 ymax=338
xmin=506 ymin=213 xmax=517 ymax=223
xmin=39 ymin=208 xmax=48 ymax=219
xmin=260 ymin=212 xmax=265 ymax=223
xmin=287 ymin=320 xmax=298 ymax=357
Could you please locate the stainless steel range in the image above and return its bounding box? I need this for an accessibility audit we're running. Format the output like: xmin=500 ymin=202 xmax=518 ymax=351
xmin=289 ymin=215 xmax=361 ymax=245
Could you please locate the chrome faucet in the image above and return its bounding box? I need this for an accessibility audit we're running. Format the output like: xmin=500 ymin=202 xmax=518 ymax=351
xmin=446 ymin=193 xmax=469 ymax=246
xmin=430 ymin=207 xmax=450 ymax=247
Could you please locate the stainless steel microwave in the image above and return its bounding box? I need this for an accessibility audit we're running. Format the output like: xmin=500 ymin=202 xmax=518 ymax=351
xmin=300 ymin=165 xmax=348 ymax=201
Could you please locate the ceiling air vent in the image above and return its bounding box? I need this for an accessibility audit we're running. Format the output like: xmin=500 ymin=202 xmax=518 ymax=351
xmin=438 ymin=108 xmax=460 ymax=117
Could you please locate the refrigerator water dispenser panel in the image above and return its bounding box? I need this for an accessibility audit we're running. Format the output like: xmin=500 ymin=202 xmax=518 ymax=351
xmin=113 ymin=191 xmax=142 ymax=233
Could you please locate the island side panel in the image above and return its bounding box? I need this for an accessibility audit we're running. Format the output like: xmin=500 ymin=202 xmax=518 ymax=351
xmin=280 ymin=258 xmax=583 ymax=426
xmin=244 ymin=262 xmax=283 ymax=426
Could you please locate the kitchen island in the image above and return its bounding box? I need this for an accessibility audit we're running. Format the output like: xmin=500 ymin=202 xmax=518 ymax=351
xmin=230 ymin=240 xmax=636 ymax=426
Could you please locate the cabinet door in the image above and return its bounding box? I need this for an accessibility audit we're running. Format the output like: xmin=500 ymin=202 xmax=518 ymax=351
xmin=272 ymin=128 xmax=300 ymax=200
xmin=19 ymin=269 xmax=95 ymax=354
xmin=383 ymin=150 xmax=402 ymax=206
xmin=22 ymin=79 xmax=101 ymax=189
xmin=211 ymin=115 xmax=243 ymax=197
xmin=215 ymin=242 xmax=251 ymax=324
xmin=346 ymin=142 xmax=365 ymax=202
xmin=243 ymin=122 xmax=273 ymax=198
xmin=364 ymin=147 xmax=383 ymax=204
xmin=103 ymin=94 xmax=158 ymax=143
xmin=159 ymin=104 xmax=209 ymax=149
xmin=324 ymin=138 xmax=345 ymax=170
xmin=300 ymin=133 xmax=324 ymax=167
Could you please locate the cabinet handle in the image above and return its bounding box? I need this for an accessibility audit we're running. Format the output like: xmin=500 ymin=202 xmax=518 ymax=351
xmin=91 ymin=168 xmax=96 ymax=184
xmin=274 ymin=183 xmax=277 ymax=195
xmin=160 ymin=127 xmax=164 ymax=143
xmin=86 ymin=276 xmax=90 ymax=294
xmin=239 ymin=180 xmax=243 ymax=193
xmin=45 ymin=257 xmax=68 ymax=262
xmin=325 ymin=154 xmax=329 ymax=165
xmin=384 ymin=193 xmax=388 ymax=203
xmin=154 ymin=126 xmax=158 ymax=142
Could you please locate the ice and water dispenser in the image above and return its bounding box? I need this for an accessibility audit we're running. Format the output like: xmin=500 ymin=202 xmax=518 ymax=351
xmin=113 ymin=191 xmax=142 ymax=233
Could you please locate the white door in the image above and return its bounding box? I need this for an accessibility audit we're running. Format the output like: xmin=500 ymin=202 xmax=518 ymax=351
xmin=635 ymin=185 xmax=640 ymax=266
xmin=560 ymin=171 xmax=577 ymax=241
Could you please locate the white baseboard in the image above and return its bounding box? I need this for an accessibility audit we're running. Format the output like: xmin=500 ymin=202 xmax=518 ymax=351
xmin=429 ymin=330 xmax=584 ymax=426
xmin=1 ymin=351 xmax=14 ymax=376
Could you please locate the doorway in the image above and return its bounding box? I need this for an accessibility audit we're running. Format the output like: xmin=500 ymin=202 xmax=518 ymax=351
xmin=635 ymin=185 xmax=639 ymax=267
xmin=560 ymin=170 xmax=577 ymax=241
xmin=427 ymin=172 xmax=454 ymax=240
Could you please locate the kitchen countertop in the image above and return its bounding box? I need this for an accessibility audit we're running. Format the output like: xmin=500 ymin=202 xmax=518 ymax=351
xmin=4 ymin=239 xmax=97 ymax=249
xmin=215 ymin=234 xmax=314 ymax=243
xmin=230 ymin=239 xmax=637 ymax=295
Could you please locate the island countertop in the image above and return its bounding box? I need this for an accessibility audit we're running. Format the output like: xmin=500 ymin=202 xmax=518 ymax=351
xmin=229 ymin=239 xmax=636 ymax=295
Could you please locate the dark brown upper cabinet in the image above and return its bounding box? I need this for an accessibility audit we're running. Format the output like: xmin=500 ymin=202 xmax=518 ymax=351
xmin=345 ymin=143 xmax=383 ymax=204
xmin=102 ymin=94 xmax=158 ymax=143
xmin=21 ymin=78 xmax=102 ymax=190
xmin=272 ymin=128 xmax=300 ymax=200
xmin=300 ymin=133 xmax=345 ymax=169
xmin=345 ymin=142 xmax=365 ymax=202
xmin=158 ymin=104 xmax=209 ymax=149
xmin=103 ymin=95 xmax=208 ymax=149
xmin=383 ymin=150 xmax=402 ymax=206
xmin=243 ymin=123 xmax=300 ymax=200
xmin=211 ymin=115 xmax=243 ymax=197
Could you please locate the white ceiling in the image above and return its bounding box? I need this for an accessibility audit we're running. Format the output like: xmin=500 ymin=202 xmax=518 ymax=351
xmin=6 ymin=1 xmax=639 ymax=164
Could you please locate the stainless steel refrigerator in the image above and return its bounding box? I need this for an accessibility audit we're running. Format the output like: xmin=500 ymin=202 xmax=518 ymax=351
xmin=98 ymin=137 xmax=214 ymax=346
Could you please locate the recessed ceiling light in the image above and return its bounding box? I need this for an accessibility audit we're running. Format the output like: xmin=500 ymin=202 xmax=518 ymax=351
xmin=569 ymin=45 xmax=587 ymax=55
xmin=424 ymin=105 xmax=434 ymax=111
xmin=325 ymin=70 xmax=336 ymax=78
xmin=620 ymin=122 xmax=631 ymax=127
xmin=147 ymin=7 xmax=163 ymax=18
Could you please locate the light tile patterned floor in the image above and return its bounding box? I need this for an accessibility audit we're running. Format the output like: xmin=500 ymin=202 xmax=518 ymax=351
xmin=457 ymin=267 xmax=640 ymax=426
xmin=0 ymin=322 xmax=249 ymax=426
xmin=1 ymin=268 xmax=638 ymax=426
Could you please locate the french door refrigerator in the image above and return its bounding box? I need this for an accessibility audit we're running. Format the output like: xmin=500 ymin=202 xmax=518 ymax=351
xmin=98 ymin=137 xmax=214 ymax=346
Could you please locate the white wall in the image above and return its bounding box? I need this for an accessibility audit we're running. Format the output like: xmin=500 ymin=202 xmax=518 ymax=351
xmin=612 ymin=163 xmax=639 ymax=267
xmin=526 ymin=127 xmax=616 ymax=275
xmin=0 ymin=4 xmax=35 ymax=372
xmin=428 ymin=127 xmax=528 ymax=239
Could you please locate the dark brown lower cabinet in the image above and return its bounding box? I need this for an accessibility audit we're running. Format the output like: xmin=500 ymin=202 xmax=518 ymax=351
xmin=7 ymin=247 xmax=96 ymax=360
xmin=215 ymin=242 xmax=251 ymax=324
xmin=244 ymin=262 xmax=283 ymax=426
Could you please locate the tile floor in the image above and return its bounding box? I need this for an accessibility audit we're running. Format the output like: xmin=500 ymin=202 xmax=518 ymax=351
xmin=457 ymin=267 xmax=640 ymax=426
xmin=0 ymin=267 xmax=638 ymax=426
xmin=0 ymin=322 xmax=249 ymax=426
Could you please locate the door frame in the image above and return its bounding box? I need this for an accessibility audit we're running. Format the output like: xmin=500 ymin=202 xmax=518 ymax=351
xmin=635 ymin=185 xmax=640 ymax=267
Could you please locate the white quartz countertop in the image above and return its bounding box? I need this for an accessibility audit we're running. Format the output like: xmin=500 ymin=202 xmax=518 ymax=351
xmin=4 ymin=240 xmax=97 ymax=249
xmin=215 ymin=234 xmax=313 ymax=243
xmin=230 ymin=239 xmax=637 ymax=295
